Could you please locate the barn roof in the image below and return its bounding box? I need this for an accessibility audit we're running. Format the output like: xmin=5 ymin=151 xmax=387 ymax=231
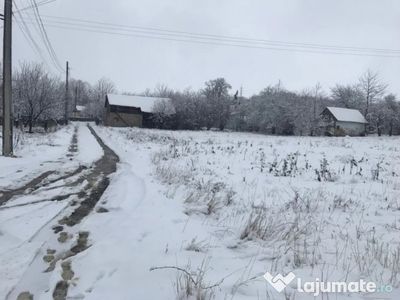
xmin=106 ymin=94 xmax=170 ymax=113
xmin=324 ymin=107 xmax=368 ymax=124
xmin=76 ymin=105 xmax=85 ymax=112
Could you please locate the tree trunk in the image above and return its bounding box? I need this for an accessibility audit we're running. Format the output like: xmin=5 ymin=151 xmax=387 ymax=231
xmin=29 ymin=122 xmax=33 ymax=134
xmin=377 ymin=124 xmax=381 ymax=137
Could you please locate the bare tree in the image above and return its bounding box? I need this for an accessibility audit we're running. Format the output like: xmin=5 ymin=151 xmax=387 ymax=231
xmin=70 ymin=79 xmax=92 ymax=107
xmin=14 ymin=62 xmax=62 ymax=133
xmin=151 ymin=98 xmax=175 ymax=129
xmin=331 ymin=84 xmax=363 ymax=110
xmin=92 ymin=77 xmax=116 ymax=102
xmin=358 ymin=70 xmax=388 ymax=119
xmin=87 ymin=77 xmax=117 ymax=120
xmin=152 ymin=83 xmax=173 ymax=98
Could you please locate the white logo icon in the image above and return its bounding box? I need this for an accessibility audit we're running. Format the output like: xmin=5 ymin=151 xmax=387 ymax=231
xmin=264 ymin=272 xmax=296 ymax=292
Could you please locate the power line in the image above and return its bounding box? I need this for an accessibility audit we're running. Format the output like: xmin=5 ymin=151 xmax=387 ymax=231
xmin=29 ymin=0 xmax=64 ymax=72
xmin=20 ymin=12 xmax=400 ymax=55
xmin=14 ymin=0 xmax=58 ymax=74
xmin=32 ymin=0 xmax=64 ymax=71
xmin=15 ymin=0 xmax=56 ymax=13
xmin=19 ymin=18 xmax=400 ymax=58
xmin=13 ymin=0 xmax=57 ymax=75
xmin=14 ymin=19 xmax=56 ymax=76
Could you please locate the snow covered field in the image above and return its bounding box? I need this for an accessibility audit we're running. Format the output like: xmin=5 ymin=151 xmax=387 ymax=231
xmin=1 ymin=124 xmax=400 ymax=300
xmin=80 ymin=127 xmax=400 ymax=299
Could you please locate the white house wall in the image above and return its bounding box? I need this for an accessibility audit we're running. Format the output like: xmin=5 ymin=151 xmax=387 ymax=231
xmin=336 ymin=121 xmax=365 ymax=135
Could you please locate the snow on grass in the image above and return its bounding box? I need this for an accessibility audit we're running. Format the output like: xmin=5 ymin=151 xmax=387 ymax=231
xmin=61 ymin=126 xmax=400 ymax=299
xmin=0 ymin=125 xmax=74 ymax=190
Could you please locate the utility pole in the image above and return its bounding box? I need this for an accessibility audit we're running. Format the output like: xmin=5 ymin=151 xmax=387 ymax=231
xmin=2 ymin=0 xmax=13 ymax=156
xmin=74 ymin=86 xmax=78 ymax=110
xmin=64 ymin=61 xmax=69 ymax=124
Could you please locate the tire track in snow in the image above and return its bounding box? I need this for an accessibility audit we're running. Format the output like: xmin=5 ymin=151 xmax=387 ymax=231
xmin=4 ymin=124 xmax=120 ymax=300
xmin=0 ymin=126 xmax=84 ymax=206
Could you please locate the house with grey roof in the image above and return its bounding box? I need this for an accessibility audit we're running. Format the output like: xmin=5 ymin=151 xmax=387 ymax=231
xmin=322 ymin=107 xmax=368 ymax=136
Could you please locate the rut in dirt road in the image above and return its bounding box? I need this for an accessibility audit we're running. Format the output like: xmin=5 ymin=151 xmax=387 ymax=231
xmin=0 ymin=127 xmax=80 ymax=206
xmin=0 ymin=170 xmax=56 ymax=205
xmin=60 ymin=125 xmax=120 ymax=226
xmin=51 ymin=126 xmax=119 ymax=300
xmin=9 ymin=125 xmax=120 ymax=300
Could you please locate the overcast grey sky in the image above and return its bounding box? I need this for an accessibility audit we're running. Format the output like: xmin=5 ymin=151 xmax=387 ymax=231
xmin=10 ymin=0 xmax=400 ymax=97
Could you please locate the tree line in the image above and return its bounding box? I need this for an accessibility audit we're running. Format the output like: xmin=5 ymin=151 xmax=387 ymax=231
xmin=140 ymin=71 xmax=400 ymax=136
xmin=0 ymin=62 xmax=116 ymax=133
xmin=1 ymin=61 xmax=399 ymax=135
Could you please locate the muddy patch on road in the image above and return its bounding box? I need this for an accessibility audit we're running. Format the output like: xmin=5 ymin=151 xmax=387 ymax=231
xmin=4 ymin=125 xmax=119 ymax=300
xmin=49 ymin=126 xmax=120 ymax=299
xmin=0 ymin=127 xmax=83 ymax=206
xmin=0 ymin=171 xmax=56 ymax=205
xmin=61 ymin=125 xmax=119 ymax=226
xmin=16 ymin=292 xmax=33 ymax=300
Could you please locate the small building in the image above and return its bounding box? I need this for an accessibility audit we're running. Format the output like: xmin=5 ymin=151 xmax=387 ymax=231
xmin=104 ymin=94 xmax=170 ymax=128
xmin=322 ymin=107 xmax=368 ymax=136
xmin=72 ymin=105 xmax=85 ymax=118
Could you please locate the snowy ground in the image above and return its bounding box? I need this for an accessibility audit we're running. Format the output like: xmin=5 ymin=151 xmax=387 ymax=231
xmin=0 ymin=124 xmax=102 ymax=191
xmin=69 ymin=127 xmax=400 ymax=300
xmin=0 ymin=123 xmax=103 ymax=300
xmin=1 ymin=125 xmax=400 ymax=300
xmin=0 ymin=126 xmax=73 ymax=190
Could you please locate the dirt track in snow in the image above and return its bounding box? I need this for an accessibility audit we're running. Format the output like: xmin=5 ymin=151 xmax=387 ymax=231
xmin=60 ymin=125 xmax=119 ymax=226
xmin=3 ymin=124 xmax=119 ymax=300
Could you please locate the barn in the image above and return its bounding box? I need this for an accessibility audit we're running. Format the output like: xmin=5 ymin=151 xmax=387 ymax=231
xmin=322 ymin=107 xmax=368 ymax=136
xmin=104 ymin=94 xmax=169 ymax=128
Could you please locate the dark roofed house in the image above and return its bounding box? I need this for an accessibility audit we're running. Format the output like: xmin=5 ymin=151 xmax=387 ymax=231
xmin=104 ymin=94 xmax=170 ymax=128
xmin=322 ymin=107 xmax=368 ymax=136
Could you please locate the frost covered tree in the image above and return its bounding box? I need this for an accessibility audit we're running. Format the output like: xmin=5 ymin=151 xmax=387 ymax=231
xmin=169 ymin=88 xmax=206 ymax=130
xmin=383 ymin=94 xmax=400 ymax=136
xmin=151 ymin=98 xmax=175 ymax=129
xmin=330 ymin=84 xmax=364 ymax=110
xmin=151 ymin=83 xmax=174 ymax=98
xmin=85 ymin=77 xmax=116 ymax=120
xmin=92 ymin=77 xmax=116 ymax=101
xmin=202 ymin=78 xmax=232 ymax=130
xmin=358 ymin=70 xmax=388 ymax=120
xmin=245 ymin=82 xmax=295 ymax=134
xmin=369 ymin=101 xmax=389 ymax=136
xmin=70 ymin=79 xmax=92 ymax=107
xmin=14 ymin=62 xmax=63 ymax=133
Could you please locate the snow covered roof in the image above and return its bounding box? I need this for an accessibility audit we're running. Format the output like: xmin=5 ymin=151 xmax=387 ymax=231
xmin=324 ymin=107 xmax=368 ymax=124
xmin=106 ymin=94 xmax=170 ymax=113
xmin=76 ymin=105 xmax=85 ymax=112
